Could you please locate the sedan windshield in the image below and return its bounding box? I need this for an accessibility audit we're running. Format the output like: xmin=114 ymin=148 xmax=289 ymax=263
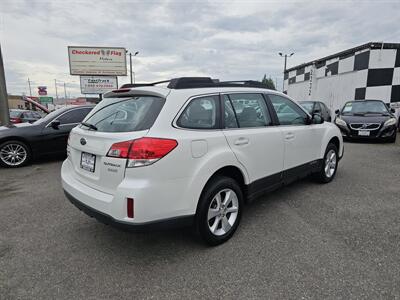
xmin=299 ymin=102 xmax=314 ymax=113
xmin=341 ymin=101 xmax=389 ymax=115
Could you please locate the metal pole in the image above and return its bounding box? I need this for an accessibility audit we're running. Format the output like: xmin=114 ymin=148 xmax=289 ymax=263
xmin=0 ymin=44 xmax=10 ymax=125
xmin=28 ymin=78 xmax=32 ymax=96
xmin=129 ymin=53 xmax=133 ymax=84
xmin=282 ymin=55 xmax=287 ymax=92
xmin=54 ymin=79 xmax=58 ymax=101
xmin=64 ymin=82 xmax=67 ymax=98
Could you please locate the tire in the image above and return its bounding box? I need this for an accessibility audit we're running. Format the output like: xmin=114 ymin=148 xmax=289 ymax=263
xmin=196 ymin=176 xmax=243 ymax=246
xmin=0 ymin=140 xmax=31 ymax=168
xmin=314 ymin=143 xmax=338 ymax=183
xmin=388 ymin=133 xmax=397 ymax=143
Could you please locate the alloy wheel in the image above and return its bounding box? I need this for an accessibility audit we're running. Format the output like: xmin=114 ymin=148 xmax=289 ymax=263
xmin=0 ymin=143 xmax=28 ymax=166
xmin=324 ymin=149 xmax=337 ymax=178
xmin=207 ymin=188 xmax=239 ymax=236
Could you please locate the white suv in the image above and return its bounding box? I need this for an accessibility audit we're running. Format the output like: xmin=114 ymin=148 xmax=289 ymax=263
xmin=61 ymin=77 xmax=343 ymax=245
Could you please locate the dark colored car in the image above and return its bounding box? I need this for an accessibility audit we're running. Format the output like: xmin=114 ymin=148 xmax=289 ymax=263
xmin=334 ymin=100 xmax=397 ymax=142
xmin=0 ymin=106 xmax=93 ymax=167
xmin=299 ymin=101 xmax=332 ymax=122
xmin=9 ymin=109 xmax=43 ymax=124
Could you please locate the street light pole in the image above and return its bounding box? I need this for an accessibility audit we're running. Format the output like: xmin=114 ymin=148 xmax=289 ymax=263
xmin=129 ymin=53 xmax=133 ymax=84
xmin=279 ymin=52 xmax=294 ymax=92
xmin=126 ymin=50 xmax=139 ymax=84
xmin=0 ymin=44 xmax=10 ymax=125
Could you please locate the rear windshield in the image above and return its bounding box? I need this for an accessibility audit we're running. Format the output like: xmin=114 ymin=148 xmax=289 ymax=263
xmin=82 ymin=96 xmax=165 ymax=132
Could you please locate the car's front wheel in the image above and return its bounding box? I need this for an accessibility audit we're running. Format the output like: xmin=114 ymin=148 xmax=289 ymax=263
xmin=196 ymin=176 xmax=243 ymax=246
xmin=314 ymin=143 xmax=338 ymax=183
xmin=0 ymin=140 xmax=31 ymax=168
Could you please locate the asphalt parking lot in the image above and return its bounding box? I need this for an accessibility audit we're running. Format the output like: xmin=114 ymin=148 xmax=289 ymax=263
xmin=1 ymin=140 xmax=400 ymax=299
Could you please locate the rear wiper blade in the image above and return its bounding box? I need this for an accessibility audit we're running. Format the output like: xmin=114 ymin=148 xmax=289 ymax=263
xmin=81 ymin=122 xmax=98 ymax=131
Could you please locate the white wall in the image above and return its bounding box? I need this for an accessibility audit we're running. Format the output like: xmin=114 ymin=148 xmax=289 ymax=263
xmin=287 ymin=68 xmax=368 ymax=112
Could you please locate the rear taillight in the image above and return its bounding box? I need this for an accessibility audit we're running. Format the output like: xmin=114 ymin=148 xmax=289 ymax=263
xmin=107 ymin=137 xmax=178 ymax=168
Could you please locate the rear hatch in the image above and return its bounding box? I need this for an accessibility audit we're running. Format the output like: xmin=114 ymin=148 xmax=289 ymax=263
xmin=67 ymin=95 xmax=165 ymax=194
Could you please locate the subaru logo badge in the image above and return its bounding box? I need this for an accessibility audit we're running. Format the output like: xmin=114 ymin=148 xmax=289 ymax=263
xmin=80 ymin=138 xmax=87 ymax=145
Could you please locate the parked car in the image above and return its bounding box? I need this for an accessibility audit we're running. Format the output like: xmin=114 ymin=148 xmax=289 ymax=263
xmin=61 ymin=77 xmax=343 ymax=245
xmin=334 ymin=99 xmax=397 ymax=142
xmin=299 ymin=101 xmax=332 ymax=122
xmin=9 ymin=109 xmax=43 ymax=124
xmin=0 ymin=106 xmax=93 ymax=167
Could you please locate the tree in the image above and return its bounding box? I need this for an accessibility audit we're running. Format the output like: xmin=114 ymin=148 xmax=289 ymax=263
xmin=261 ymin=74 xmax=276 ymax=90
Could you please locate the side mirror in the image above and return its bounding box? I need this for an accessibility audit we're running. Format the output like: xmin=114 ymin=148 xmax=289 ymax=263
xmin=312 ymin=113 xmax=324 ymax=124
xmin=390 ymin=108 xmax=395 ymax=113
xmin=50 ymin=119 xmax=60 ymax=129
xmin=335 ymin=109 xmax=340 ymax=115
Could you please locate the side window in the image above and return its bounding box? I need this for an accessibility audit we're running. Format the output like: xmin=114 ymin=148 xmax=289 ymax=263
xmin=177 ymin=95 xmax=219 ymax=129
xmin=313 ymin=102 xmax=321 ymax=113
xmin=269 ymin=94 xmax=308 ymax=125
xmin=227 ymin=93 xmax=271 ymax=128
xmin=223 ymin=95 xmax=238 ymax=128
xmin=58 ymin=108 xmax=92 ymax=125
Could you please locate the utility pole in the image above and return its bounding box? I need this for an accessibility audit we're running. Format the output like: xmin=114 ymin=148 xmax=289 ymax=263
xmin=28 ymin=78 xmax=32 ymax=96
xmin=279 ymin=52 xmax=294 ymax=92
xmin=54 ymin=79 xmax=58 ymax=101
xmin=0 ymin=44 xmax=10 ymax=125
xmin=63 ymin=82 xmax=67 ymax=99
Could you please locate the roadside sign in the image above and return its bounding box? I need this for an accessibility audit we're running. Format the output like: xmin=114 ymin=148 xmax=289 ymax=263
xmin=39 ymin=96 xmax=53 ymax=104
xmin=38 ymin=86 xmax=47 ymax=96
xmin=80 ymin=76 xmax=118 ymax=94
xmin=68 ymin=46 xmax=127 ymax=76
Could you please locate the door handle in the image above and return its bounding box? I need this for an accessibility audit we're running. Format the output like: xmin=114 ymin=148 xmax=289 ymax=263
xmin=285 ymin=132 xmax=295 ymax=140
xmin=234 ymin=137 xmax=249 ymax=146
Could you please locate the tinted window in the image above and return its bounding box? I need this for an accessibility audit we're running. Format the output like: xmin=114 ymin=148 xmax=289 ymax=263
xmin=314 ymin=102 xmax=321 ymax=113
xmin=58 ymin=108 xmax=92 ymax=125
xmin=84 ymin=97 xmax=163 ymax=132
xmin=177 ymin=95 xmax=218 ymax=129
xmin=228 ymin=93 xmax=271 ymax=128
xmin=9 ymin=111 xmax=21 ymax=118
xmin=269 ymin=94 xmax=308 ymax=125
xmin=223 ymin=95 xmax=239 ymax=128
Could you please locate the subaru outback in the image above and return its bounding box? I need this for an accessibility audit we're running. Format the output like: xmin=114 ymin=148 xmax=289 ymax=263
xmin=61 ymin=77 xmax=343 ymax=245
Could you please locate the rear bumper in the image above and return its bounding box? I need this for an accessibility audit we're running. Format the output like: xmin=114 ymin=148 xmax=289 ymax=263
xmin=65 ymin=191 xmax=194 ymax=231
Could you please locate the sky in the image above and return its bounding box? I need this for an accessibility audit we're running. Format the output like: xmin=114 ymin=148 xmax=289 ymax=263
xmin=0 ymin=0 xmax=399 ymax=98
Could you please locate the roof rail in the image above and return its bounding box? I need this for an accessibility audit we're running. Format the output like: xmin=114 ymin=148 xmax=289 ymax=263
xmin=120 ymin=77 xmax=272 ymax=90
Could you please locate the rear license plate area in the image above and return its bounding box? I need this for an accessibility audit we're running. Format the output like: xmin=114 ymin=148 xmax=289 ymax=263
xmin=80 ymin=152 xmax=96 ymax=172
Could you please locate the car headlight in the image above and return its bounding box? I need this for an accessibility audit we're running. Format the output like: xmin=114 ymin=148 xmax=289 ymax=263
xmin=383 ymin=118 xmax=397 ymax=127
xmin=335 ymin=117 xmax=347 ymax=127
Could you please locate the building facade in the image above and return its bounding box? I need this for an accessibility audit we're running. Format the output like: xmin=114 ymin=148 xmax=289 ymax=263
xmin=284 ymin=42 xmax=400 ymax=112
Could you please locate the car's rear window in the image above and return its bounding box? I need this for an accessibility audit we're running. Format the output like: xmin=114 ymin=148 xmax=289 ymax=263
xmin=83 ymin=96 xmax=164 ymax=132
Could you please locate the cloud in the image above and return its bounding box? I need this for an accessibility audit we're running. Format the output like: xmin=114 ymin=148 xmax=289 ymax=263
xmin=1 ymin=0 xmax=399 ymax=97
